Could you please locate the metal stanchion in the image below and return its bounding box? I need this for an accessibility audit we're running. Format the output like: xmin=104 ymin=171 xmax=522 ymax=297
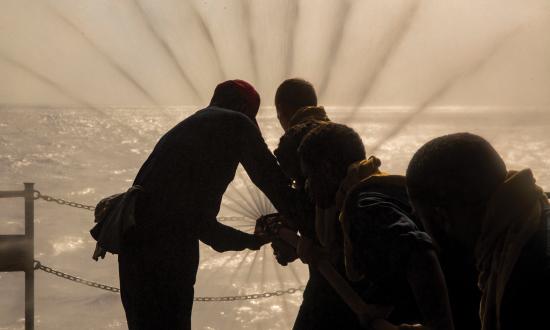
xmin=25 ymin=183 xmax=34 ymax=330
xmin=0 ymin=183 xmax=34 ymax=330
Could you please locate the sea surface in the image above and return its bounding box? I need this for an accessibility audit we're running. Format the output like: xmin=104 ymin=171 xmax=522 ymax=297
xmin=1 ymin=106 xmax=549 ymax=330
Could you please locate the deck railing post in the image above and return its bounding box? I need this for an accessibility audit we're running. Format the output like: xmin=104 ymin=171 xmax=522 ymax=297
xmin=24 ymin=183 xmax=34 ymax=330
xmin=0 ymin=183 xmax=34 ymax=330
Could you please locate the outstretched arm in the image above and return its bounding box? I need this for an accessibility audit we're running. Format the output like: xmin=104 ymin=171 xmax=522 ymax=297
xmin=405 ymin=249 xmax=454 ymax=330
xmin=198 ymin=217 xmax=266 ymax=252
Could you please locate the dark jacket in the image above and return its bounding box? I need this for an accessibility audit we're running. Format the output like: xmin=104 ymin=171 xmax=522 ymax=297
xmin=131 ymin=106 xmax=295 ymax=270
xmin=343 ymin=180 xmax=431 ymax=325
xmin=499 ymin=204 xmax=550 ymax=330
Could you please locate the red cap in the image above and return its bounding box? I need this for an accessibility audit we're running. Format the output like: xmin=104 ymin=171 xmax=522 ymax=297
xmin=210 ymin=79 xmax=260 ymax=125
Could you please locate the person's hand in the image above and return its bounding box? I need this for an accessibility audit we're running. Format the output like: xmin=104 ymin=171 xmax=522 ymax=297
xmin=248 ymin=235 xmax=270 ymax=251
xmin=255 ymin=213 xmax=284 ymax=238
xmin=296 ymin=236 xmax=327 ymax=266
xmin=271 ymin=238 xmax=298 ymax=266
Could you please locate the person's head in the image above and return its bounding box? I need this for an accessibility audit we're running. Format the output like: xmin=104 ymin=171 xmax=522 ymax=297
xmin=275 ymin=78 xmax=317 ymax=131
xmin=274 ymin=120 xmax=326 ymax=189
xmin=406 ymin=132 xmax=507 ymax=252
xmin=299 ymin=123 xmax=366 ymax=208
xmin=210 ymin=79 xmax=260 ymax=124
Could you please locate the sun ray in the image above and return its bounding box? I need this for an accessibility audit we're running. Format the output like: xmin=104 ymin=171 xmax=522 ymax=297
xmin=44 ymin=3 xmax=160 ymax=106
xmin=227 ymin=177 xmax=262 ymax=218
xmin=222 ymin=192 xmax=259 ymax=218
xmin=237 ymin=169 xmax=264 ymax=216
xmin=368 ymin=27 xmax=522 ymax=155
xmin=199 ymin=250 xmax=243 ymax=286
xmin=317 ymin=0 xmax=352 ymax=101
xmin=271 ymin=253 xmax=292 ymax=329
xmin=288 ymin=262 xmax=305 ymax=287
xmin=132 ymin=0 xmax=202 ymax=103
xmin=0 ymin=54 xmax=142 ymax=140
xmin=344 ymin=1 xmax=421 ymax=123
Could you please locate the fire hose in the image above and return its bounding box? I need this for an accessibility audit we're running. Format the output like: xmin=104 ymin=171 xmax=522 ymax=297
xmin=257 ymin=214 xmax=397 ymax=330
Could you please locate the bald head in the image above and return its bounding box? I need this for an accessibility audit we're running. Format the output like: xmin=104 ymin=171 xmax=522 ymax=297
xmin=406 ymin=133 xmax=507 ymax=249
xmin=275 ymin=78 xmax=317 ymax=130
xmin=407 ymin=132 xmax=506 ymax=207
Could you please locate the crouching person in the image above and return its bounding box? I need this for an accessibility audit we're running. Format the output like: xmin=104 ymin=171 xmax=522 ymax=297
xmin=406 ymin=133 xmax=550 ymax=330
xmin=298 ymin=123 xmax=454 ymax=330
xmin=274 ymin=120 xmax=371 ymax=330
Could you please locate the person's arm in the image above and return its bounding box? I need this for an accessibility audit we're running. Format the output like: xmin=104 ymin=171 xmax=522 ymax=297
xmin=198 ymin=217 xmax=266 ymax=252
xmin=237 ymin=117 xmax=302 ymax=226
xmin=404 ymin=249 xmax=454 ymax=330
xmin=271 ymin=238 xmax=298 ymax=266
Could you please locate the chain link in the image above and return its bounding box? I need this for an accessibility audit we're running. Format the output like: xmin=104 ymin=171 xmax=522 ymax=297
xmin=34 ymin=260 xmax=120 ymax=292
xmin=32 ymin=190 xmax=250 ymax=223
xmin=34 ymin=260 xmax=305 ymax=302
xmin=34 ymin=190 xmax=96 ymax=211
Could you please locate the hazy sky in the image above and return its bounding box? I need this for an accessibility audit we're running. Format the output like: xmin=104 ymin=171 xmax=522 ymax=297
xmin=0 ymin=0 xmax=549 ymax=109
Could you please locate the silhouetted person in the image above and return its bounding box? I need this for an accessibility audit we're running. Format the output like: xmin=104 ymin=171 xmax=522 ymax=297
xmin=275 ymin=121 xmax=326 ymax=193
xmin=275 ymin=121 xmax=367 ymax=330
xmin=119 ymin=80 xmax=297 ymax=330
xmin=274 ymin=79 xmax=366 ymax=329
xmin=298 ymin=123 xmax=454 ymax=329
xmin=407 ymin=133 xmax=550 ymax=330
xmin=275 ymin=78 xmax=329 ymax=131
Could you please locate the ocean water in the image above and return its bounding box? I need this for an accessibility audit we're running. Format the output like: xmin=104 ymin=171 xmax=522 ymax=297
xmin=0 ymin=107 xmax=549 ymax=330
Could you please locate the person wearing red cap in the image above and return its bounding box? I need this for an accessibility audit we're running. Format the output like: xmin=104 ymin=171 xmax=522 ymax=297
xmin=118 ymin=80 xmax=299 ymax=329
xmin=210 ymin=79 xmax=261 ymax=125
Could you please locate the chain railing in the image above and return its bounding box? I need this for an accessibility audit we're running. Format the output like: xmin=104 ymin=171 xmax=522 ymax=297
xmin=31 ymin=189 xmax=302 ymax=302
xmin=33 ymin=260 xmax=305 ymax=301
xmin=33 ymin=190 xmax=96 ymax=211
xmin=34 ymin=260 xmax=120 ymax=293
xmin=33 ymin=190 xmax=250 ymax=223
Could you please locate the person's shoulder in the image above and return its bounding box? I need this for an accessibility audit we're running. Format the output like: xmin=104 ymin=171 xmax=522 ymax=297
xmin=342 ymin=177 xmax=426 ymax=238
xmin=190 ymin=106 xmax=256 ymax=134
xmin=344 ymin=187 xmax=406 ymax=225
xmin=209 ymin=106 xmax=257 ymax=127
xmin=344 ymin=176 xmax=410 ymax=213
xmin=195 ymin=106 xmax=241 ymax=119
